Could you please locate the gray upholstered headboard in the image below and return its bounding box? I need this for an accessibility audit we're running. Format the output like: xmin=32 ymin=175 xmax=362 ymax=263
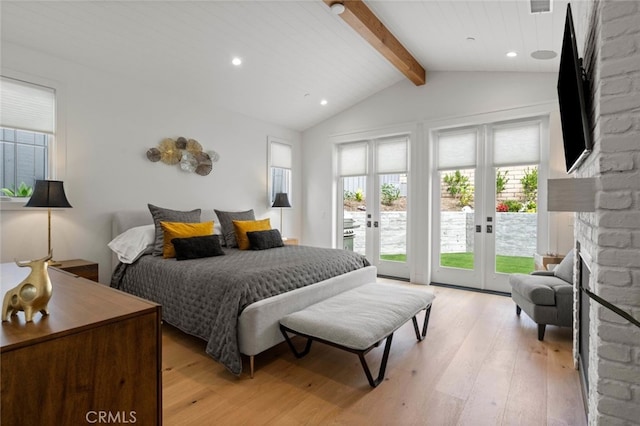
xmin=112 ymin=210 xmax=153 ymax=239
xmin=111 ymin=209 xmax=218 ymax=239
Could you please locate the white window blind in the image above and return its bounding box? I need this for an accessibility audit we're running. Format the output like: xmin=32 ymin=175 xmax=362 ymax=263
xmin=0 ymin=76 xmax=55 ymax=134
xmin=270 ymin=141 xmax=292 ymax=169
xmin=338 ymin=142 xmax=368 ymax=177
xmin=437 ymin=130 xmax=477 ymax=170
xmin=493 ymin=122 xmax=540 ymax=166
xmin=376 ymin=136 xmax=408 ymax=174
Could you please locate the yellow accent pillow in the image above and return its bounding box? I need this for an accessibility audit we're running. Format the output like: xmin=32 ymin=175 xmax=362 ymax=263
xmin=232 ymin=218 xmax=271 ymax=250
xmin=160 ymin=221 xmax=214 ymax=258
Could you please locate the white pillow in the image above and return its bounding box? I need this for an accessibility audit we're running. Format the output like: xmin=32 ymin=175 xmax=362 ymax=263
xmin=108 ymin=224 xmax=155 ymax=264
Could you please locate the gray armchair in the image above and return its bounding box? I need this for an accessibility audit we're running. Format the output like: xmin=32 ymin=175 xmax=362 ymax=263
xmin=509 ymin=250 xmax=574 ymax=340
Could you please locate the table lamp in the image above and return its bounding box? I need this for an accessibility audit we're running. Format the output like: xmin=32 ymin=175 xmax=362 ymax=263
xmin=272 ymin=192 xmax=291 ymax=236
xmin=24 ymin=180 xmax=72 ymax=265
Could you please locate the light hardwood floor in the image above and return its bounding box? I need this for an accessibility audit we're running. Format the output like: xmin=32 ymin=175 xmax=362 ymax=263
xmin=162 ymin=281 xmax=586 ymax=425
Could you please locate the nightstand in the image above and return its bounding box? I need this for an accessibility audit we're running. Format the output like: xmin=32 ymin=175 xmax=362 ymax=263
xmin=54 ymin=259 xmax=99 ymax=282
xmin=534 ymin=254 xmax=565 ymax=271
xmin=283 ymin=238 xmax=299 ymax=246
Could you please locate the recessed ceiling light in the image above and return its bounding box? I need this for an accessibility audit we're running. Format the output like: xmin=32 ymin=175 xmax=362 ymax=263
xmin=506 ymin=51 xmax=518 ymax=58
xmin=320 ymin=99 xmax=328 ymax=106
xmin=531 ymin=50 xmax=557 ymax=60
xmin=330 ymin=3 xmax=345 ymax=15
xmin=232 ymin=57 xmax=242 ymax=66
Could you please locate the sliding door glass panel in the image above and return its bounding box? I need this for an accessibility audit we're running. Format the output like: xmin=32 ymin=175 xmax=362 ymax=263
xmin=439 ymin=168 xmax=475 ymax=270
xmin=492 ymin=122 xmax=540 ymax=275
xmin=379 ymin=173 xmax=407 ymax=263
xmin=494 ymin=165 xmax=537 ymax=274
xmin=342 ymin=175 xmax=366 ymax=256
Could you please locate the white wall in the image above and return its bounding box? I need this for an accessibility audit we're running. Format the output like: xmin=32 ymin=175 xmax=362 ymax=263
xmin=302 ymin=71 xmax=571 ymax=283
xmin=0 ymin=43 xmax=301 ymax=283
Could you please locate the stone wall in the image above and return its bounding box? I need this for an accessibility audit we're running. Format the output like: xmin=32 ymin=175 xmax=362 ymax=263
xmin=347 ymin=211 xmax=537 ymax=258
xmin=575 ymin=1 xmax=640 ymax=424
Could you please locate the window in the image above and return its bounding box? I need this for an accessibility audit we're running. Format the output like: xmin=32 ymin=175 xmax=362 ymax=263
xmin=268 ymin=137 xmax=292 ymax=206
xmin=0 ymin=76 xmax=55 ymax=196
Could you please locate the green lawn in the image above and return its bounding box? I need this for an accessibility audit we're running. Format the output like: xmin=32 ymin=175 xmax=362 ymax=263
xmin=380 ymin=252 xmax=534 ymax=274
xmin=380 ymin=254 xmax=407 ymax=262
xmin=440 ymin=252 xmax=534 ymax=274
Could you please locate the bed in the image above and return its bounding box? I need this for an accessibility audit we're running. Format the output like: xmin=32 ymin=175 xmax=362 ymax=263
xmin=109 ymin=210 xmax=376 ymax=377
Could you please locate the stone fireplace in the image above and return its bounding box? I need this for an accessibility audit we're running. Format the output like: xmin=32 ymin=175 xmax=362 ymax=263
xmin=572 ymin=1 xmax=640 ymax=423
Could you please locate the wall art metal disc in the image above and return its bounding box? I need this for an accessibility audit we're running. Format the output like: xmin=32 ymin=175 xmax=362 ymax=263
xmin=159 ymin=138 xmax=180 ymax=165
xmin=186 ymin=139 xmax=203 ymax=153
xmin=175 ymin=136 xmax=188 ymax=149
xmin=146 ymin=148 xmax=161 ymax=162
xmin=180 ymin=152 xmax=198 ymax=172
xmin=147 ymin=137 xmax=219 ymax=176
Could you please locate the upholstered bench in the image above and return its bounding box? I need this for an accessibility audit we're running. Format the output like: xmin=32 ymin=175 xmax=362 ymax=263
xmin=279 ymin=283 xmax=435 ymax=387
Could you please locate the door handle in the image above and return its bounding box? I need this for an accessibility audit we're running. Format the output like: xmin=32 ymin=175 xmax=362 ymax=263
xmin=374 ymin=221 xmax=379 ymax=228
xmin=367 ymin=221 xmax=371 ymax=228
xmin=476 ymin=225 xmax=482 ymax=233
xmin=486 ymin=225 xmax=493 ymax=233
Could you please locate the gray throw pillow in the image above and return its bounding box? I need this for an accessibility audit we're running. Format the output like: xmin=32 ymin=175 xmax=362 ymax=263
xmin=148 ymin=204 xmax=201 ymax=256
xmin=554 ymin=249 xmax=575 ymax=284
xmin=214 ymin=209 xmax=255 ymax=248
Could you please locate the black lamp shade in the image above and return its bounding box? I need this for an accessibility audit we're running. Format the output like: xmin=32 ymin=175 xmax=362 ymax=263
xmin=272 ymin=192 xmax=291 ymax=208
xmin=24 ymin=180 xmax=72 ymax=208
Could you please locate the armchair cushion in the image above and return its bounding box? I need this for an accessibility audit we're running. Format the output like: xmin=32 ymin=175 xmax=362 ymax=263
xmin=509 ymin=274 xmax=562 ymax=306
xmin=554 ymin=249 xmax=575 ymax=284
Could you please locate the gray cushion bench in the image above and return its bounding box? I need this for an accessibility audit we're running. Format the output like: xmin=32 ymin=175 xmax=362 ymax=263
xmin=279 ymin=282 xmax=436 ymax=387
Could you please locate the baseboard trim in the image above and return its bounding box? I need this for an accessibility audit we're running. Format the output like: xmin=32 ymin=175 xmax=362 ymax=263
xmin=429 ymin=281 xmax=510 ymax=297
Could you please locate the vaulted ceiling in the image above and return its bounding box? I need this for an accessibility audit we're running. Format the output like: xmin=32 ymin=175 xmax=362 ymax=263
xmin=0 ymin=1 xmax=589 ymax=131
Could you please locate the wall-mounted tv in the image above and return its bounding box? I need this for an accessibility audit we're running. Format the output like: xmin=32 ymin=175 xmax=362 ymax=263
xmin=557 ymin=3 xmax=593 ymax=174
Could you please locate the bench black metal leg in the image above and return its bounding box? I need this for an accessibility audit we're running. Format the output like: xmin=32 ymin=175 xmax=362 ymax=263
xmin=358 ymin=333 xmax=394 ymax=388
xmin=280 ymin=326 xmax=313 ymax=358
xmin=411 ymin=305 xmax=433 ymax=341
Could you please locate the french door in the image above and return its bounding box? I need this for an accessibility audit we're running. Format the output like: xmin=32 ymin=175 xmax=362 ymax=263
xmin=431 ymin=119 xmax=543 ymax=293
xmin=338 ymin=137 xmax=410 ymax=279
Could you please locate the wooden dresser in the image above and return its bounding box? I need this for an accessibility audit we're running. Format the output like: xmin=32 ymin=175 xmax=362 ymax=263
xmin=1 ymin=264 xmax=162 ymax=426
xmin=53 ymin=258 xmax=99 ymax=282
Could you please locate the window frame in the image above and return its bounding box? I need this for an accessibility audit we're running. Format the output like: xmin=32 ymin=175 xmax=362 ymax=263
xmin=0 ymin=71 xmax=65 ymax=210
xmin=267 ymin=136 xmax=292 ymax=208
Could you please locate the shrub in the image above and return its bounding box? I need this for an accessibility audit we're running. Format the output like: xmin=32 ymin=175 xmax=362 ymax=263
xmin=525 ymin=201 xmax=537 ymax=212
xmin=521 ymin=167 xmax=538 ymax=203
xmin=496 ymin=169 xmax=509 ymax=195
xmin=501 ymin=199 xmax=523 ymax=212
xmin=459 ymin=190 xmax=474 ymax=207
xmin=496 ymin=202 xmax=509 ymax=212
xmin=381 ymin=183 xmax=400 ymax=206
xmin=443 ymin=170 xmax=469 ymax=198
xmin=443 ymin=170 xmax=474 ymax=207
xmin=344 ymin=188 xmax=365 ymax=202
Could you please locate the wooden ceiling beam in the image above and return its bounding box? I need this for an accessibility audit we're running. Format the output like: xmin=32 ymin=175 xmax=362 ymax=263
xmin=324 ymin=0 xmax=426 ymax=86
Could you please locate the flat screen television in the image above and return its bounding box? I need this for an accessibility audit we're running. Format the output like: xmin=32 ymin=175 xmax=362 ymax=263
xmin=557 ymin=3 xmax=593 ymax=174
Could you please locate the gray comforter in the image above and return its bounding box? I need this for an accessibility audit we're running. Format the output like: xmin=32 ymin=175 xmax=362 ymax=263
xmin=111 ymin=245 xmax=370 ymax=375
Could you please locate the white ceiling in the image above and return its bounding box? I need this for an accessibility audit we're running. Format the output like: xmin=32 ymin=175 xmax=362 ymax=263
xmin=0 ymin=1 xmax=590 ymax=131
